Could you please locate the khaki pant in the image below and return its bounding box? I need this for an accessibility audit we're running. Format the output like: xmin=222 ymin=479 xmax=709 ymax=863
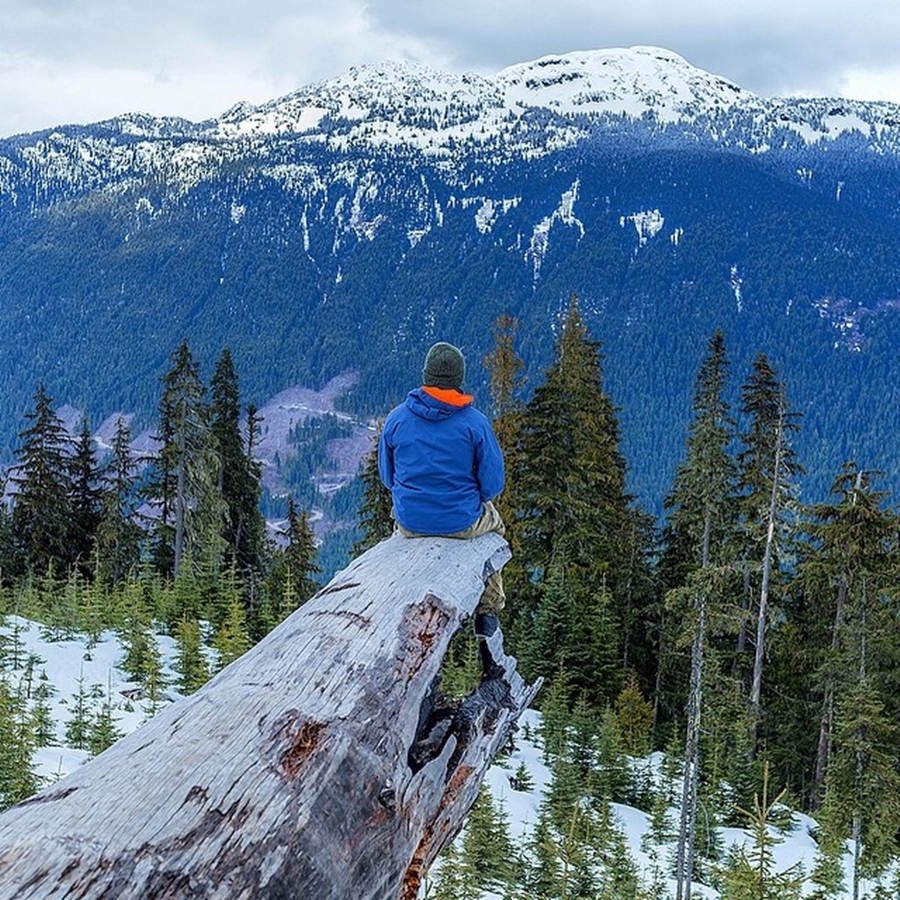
xmin=396 ymin=501 xmax=506 ymax=614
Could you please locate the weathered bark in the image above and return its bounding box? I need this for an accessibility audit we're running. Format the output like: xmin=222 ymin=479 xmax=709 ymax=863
xmin=0 ymin=533 xmax=538 ymax=899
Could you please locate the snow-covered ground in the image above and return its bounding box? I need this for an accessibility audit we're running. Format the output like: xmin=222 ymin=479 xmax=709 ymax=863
xmin=1 ymin=615 xmax=183 ymax=785
xmin=468 ymin=708 xmax=838 ymax=899
xmin=0 ymin=616 xmax=881 ymax=898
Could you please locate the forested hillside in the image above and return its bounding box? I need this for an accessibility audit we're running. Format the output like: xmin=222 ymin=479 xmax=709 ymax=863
xmin=2 ymin=52 xmax=900 ymax=511
xmin=3 ymin=301 xmax=900 ymax=896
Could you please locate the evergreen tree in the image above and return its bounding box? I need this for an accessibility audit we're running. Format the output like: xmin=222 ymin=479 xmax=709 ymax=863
xmin=594 ymin=805 xmax=641 ymax=900
xmin=663 ymin=330 xmax=739 ymax=900
xmin=95 ymin=415 xmax=143 ymax=584
xmin=483 ymin=314 xmax=526 ymax=536
xmin=174 ymin=616 xmax=210 ymax=694
xmin=351 ymin=422 xmax=394 ymax=556
xmin=459 ymin=785 xmax=519 ymax=894
xmin=214 ymin=595 xmax=252 ymax=670
xmin=513 ymin=295 xmax=648 ymax=707
xmin=800 ymin=465 xmax=898 ymax=806
xmin=0 ymin=674 xmax=40 ymax=810
xmin=522 ymin=806 xmax=565 ymax=899
xmin=429 ymin=837 xmax=480 ymax=900
xmin=594 ymin=706 xmax=632 ymax=804
xmin=614 ymin=670 xmax=655 ymax=757
xmin=735 ymin=353 xmax=803 ymax=738
xmin=807 ymin=838 xmax=846 ymax=900
xmin=517 ymin=295 xmax=628 ymax=588
xmin=69 ymin=415 xmax=103 ymax=567
xmin=65 ymin=669 xmax=91 ymax=750
xmin=210 ymin=348 xmax=265 ymax=577
xmin=148 ymin=340 xmax=225 ymax=578
xmin=819 ymin=680 xmax=900 ymax=891
xmin=0 ymin=493 xmax=21 ymax=581
xmin=30 ymin=669 xmax=57 ymax=747
xmin=716 ymin=764 xmax=804 ymax=900
xmin=270 ymin=497 xmax=320 ymax=621
xmin=87 ymin=679 xmax=123 ymax=756
xmin=10 ymin=384 xmax=76 ymax=573
xmin=119 ymin=615 xmax=164 ymax=688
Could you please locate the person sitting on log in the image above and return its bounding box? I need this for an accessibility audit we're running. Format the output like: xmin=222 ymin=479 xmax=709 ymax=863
xmin=378 ymin=341 xmax=507 ymax=666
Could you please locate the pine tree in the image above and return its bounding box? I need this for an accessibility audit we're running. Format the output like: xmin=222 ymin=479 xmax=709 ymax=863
xmin=429 ymin=837 xmax=481 ymax=900
xmin=30 ymin=669 xmax=57 ymax=748
xmin=513 ymin=295 xmax=647 ymax=707
xmin=87 ymin=678 xmax=123 ymax=756
xmin=594 ymin=806 xmax=641 ymax=900
xmin=459 ymin=785 xmax=519 ymax=894
xmin=807 ymin=838 xmax=846 ymax=900
xmin=735 ymin=354 xmax=803 ymax=740
xmin=270 ymin=497 xmax=320 ymax=621
xmin=517 ymin=295 xmax=629 ymax=588
xmin=214 ymin=595 xmax=251 ymax=670
xmin=483 ymin=314 xmax=526 ymax=537
xmin=119 ymin=615 xmax=164 ymax=692
xmin=0 ymin=502 xmax=17 ymax=584
xmin=595 ymin=705 xmax=631 ymax=804
xmin=522 ymin=806 xmax=565 ymax=899
xmin=0 ymin=674 xmax=40 ymax=810
xmin=663 ymin=330 xmax=739 ymax=900
xmin=800 ymin=465 xmax=897 ymax=806
xmin=95 ymin=415 xmax=143 ymax=585
xmin=716 ymin=764 xmax=805 ymax=900
xmin=69 ymin=415 xmax=103 ymax=567
xmin=65 ymin=669 xmax=91 ymax=750
xmin=174 ymin=617 xmax=210 ymax=694
xmin=10 ymin=384 xmax=76 ymax=573
xmin=148 ymin=340 xmax=225 ymax=578
xmin=351 ymin=422 xmax=394 ymax=556
xmin=614 ymin=670 xmax=655 ymax=757
xmin=819 ymin=680 xmax=900 ymax=892
xmin=210 ymin=348 xmax=265 ymax=577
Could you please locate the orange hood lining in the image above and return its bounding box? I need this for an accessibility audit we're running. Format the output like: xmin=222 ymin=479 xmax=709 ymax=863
xmin=421 ymin=385 xmax=473 ymax=407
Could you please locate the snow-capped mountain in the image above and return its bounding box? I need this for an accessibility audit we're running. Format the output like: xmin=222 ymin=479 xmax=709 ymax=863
xmin=1 ymin=46 xmax=900 ymax=512
xmin=208 ymin=47 xmax=758 ymax=146
xmin=2 ymin=44 xmax=899 ymax=216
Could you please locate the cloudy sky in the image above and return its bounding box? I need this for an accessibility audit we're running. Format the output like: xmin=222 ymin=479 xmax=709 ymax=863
xmin=1 ymin=0 xmax=899 ymax=138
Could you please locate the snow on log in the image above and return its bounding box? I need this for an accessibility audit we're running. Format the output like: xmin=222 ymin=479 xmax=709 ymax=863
xmin=0 ymin=532 xmax=540 ymax=900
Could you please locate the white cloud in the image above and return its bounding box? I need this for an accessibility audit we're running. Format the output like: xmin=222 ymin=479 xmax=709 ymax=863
xmin=835 ymin=65 xmax=900 ymax=105
xmin=0 ymin=0 xmax=899 ymax=137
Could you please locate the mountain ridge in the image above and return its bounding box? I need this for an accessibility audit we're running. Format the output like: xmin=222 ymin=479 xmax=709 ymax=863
xmin=1 ymin=45 xmax=900 ymax=522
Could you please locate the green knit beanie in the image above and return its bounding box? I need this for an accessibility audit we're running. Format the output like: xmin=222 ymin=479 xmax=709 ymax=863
xmin=423 ymin=342 xmax=465 ymax=389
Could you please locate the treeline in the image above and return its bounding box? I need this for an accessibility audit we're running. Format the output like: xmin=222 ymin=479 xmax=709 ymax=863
xmin=355 ymin=297 xmax=900 ymax=897
xmin=3 ymin=300 xmax=900 ymax=893
xmin=0 ymin=340 xmax=321 ymax=640
xmin=0 ymin=340 xmax=325 ymax=808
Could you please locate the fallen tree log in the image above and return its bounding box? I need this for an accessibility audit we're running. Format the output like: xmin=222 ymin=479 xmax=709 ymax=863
xmin=0 ymin=532 xmax=539 ymax=899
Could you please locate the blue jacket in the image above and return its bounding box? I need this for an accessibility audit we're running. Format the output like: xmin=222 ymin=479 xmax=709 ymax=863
xmin=378 ymin=387 xmax=505 ymax=534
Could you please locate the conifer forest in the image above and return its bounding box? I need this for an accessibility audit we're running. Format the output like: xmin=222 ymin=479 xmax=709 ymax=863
xmin=3 ymin=299 xmax=900 ymax=899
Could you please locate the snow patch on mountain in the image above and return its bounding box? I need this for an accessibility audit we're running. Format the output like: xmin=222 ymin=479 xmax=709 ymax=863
xmin=474 ymin=196 xmax=520 ymax=234
xmin=813 ymin=295 xmax=900 ymax=352
xmin=622 ymin=209 xmax=665 ymax=247
xmin=526 ymin=181 xmax=584 ymax=280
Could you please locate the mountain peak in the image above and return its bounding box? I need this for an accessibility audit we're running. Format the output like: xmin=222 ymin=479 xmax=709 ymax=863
xmin=496 ymin=46 xmax=756 ymax=121
xmin=208 ymin=45 xmax=757 ymax=146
